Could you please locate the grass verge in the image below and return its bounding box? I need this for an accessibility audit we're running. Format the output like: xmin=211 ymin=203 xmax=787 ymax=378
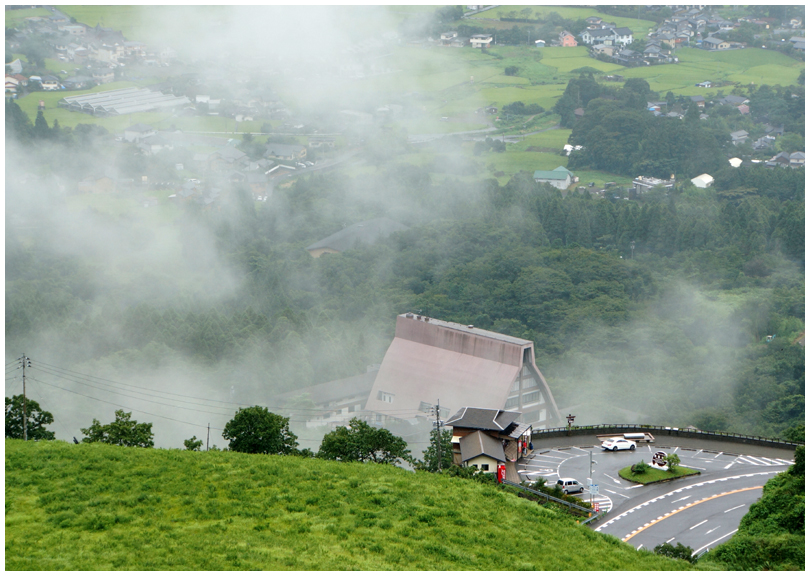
xmin=618 ymin=465 xmax=701 ymax=485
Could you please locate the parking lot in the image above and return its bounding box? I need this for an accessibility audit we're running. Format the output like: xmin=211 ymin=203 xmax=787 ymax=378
xmin=518 ymin=436 xmax=795 ymax=555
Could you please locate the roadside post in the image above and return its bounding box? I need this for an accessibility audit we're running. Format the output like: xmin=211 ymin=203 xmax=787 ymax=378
xmin=566 ymin=414 xmax=575 ymax=436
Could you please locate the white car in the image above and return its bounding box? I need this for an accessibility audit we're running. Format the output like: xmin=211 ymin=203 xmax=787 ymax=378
xmin=601 ymin=438 xmax=636 ymax=452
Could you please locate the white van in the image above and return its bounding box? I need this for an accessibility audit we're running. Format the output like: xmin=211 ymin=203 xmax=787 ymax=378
xmin=556 ymin=478 xmax=584 ymax=494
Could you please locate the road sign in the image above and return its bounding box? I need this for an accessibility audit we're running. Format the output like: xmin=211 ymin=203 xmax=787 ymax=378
xmin=589 ymin=483 xmax=599 ymax=495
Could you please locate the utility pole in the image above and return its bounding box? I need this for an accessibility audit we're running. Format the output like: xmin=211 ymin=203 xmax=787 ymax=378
xmin=21 ymin=354 xmax=31 ymax=441
xmin=435 ymin=399 xmax=443 ymax=472
xmin=206 ymin=423 xmax=210 ymax=451
xmin=589 ymin=450 xmax=594 ymax=509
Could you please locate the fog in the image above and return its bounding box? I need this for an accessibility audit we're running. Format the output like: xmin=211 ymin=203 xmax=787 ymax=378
xmin=6 ymin=6 xmax=801 ymax=451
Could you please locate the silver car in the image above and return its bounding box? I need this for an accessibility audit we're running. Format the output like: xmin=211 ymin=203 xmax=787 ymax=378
xmin=556 ymin=478 xmax=584 ymax=494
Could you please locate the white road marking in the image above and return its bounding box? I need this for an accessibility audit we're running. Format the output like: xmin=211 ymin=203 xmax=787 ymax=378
xmin=625 ymin=485 xmax=643 ymax=489
xmin=706 ymin=526 xmax=719 ymax=534
xmin=673 ymin=447 xmax=679 ymax=453
xmin=689 ymin=519 xmax=708 ymax=530
xmin=724 ymin=462 xmax=734 ymax=469
xmin=724 ymin=504 xmax=745 ymax=513
xmin=775 ymin=459 xmax=794 ymax=465
xmin=687 ymin=465 xmax=706 ymax=470
xmin=714 ymin=452 xmax=723 ymax=459
xmin=673 ymin=495 xmax=691 ymax=503
xmin=666 ymin=537 xmax=675 ymax=544
xmin=744 ymin=456 xmax=771 ymax=466
xmin=758 ymin=457 xmax=785 ymax=466
xmin=736 ymin=456 xmax=757 ymax=465
xmin=637 ymin=544 xmax=644 ymax=550
xmin=692 ymin=529 xmax=738 ymax=556
xmin=593 ymin=472 xmax=777 ymax=532
xmin=605 ymin=489 xmax=629 ymax=499
xmin=603 ymin=473 xmax=621 ymax=485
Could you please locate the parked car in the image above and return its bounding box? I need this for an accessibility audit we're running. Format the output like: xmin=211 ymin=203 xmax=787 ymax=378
xmin=601 ymin=438 xmax=636 ymax=451
xmin=556 ymin=478 xmax=584 ymax=494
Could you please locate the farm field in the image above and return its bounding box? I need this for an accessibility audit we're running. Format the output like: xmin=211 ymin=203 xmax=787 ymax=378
xmin=468 ymin=6 xmax=657 ymax=37
xmin=5 ymin=7 xmax=51 ymax=28
xmin=620 ymin=48 xmax=804 ymax=96
xmin=5 ymin=440 xmax=691 ymax=571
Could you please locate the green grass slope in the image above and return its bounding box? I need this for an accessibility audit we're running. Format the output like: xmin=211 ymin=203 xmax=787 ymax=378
xmin=6 ymin=440 xmax=692 ymax=571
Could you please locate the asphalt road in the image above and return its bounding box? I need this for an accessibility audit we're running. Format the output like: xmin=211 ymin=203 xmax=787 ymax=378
xmin=517 ymin=439 xmax=794 ymax=556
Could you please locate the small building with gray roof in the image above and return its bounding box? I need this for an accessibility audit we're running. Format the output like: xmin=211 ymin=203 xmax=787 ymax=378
xmin=306 ymin=217 xmax=409 ymax=257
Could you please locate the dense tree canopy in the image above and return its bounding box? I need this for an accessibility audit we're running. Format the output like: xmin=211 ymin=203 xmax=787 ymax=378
xmin=81 ymin=410 xmax=154 ymax=448
xmin=318 ymin=418 xmax=412 ymax=465
xmin=5 ymin=395 xmax=55 ymax=441
xmin=222 ymin=406 xmax=299 ymax=455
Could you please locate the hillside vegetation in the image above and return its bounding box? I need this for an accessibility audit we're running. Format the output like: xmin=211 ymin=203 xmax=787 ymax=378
xmin=5 ymin=440 xmax=692 ymax=571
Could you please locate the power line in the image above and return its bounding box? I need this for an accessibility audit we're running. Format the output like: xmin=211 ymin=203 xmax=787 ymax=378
xmin=32 ymin=359 xmax=422 ymax=415
xmin=34 ymin=360 xmax=244 ymax=407
xmin=35 ymin=365 xmax=237 ymax=416
xmin=29 ymin=376 xmax=224 ymax=432
xmin=34 ymin=366 xmax=235 ymax=417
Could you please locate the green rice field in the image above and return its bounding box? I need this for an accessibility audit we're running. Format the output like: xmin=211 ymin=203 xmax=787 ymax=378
xmin=469 ymin=6 xmax=657 ymax=37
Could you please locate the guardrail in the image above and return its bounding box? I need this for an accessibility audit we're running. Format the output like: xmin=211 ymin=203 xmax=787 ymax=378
xmin=532 ymin=424 xmax=802 ymax=450
xmin=581 ymin=509 xmax=608 ymax=526
xmin=502 ymin=480 xmax=593 ymax=515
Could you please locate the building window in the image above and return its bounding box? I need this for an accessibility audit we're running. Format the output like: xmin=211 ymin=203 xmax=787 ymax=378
xmin=348 ymin=405 xmax=355 ymax=413
xmin=378 ymin=391 xmax=394 ymax=403
xmin=480 ymin=463 xmax=489 ymax=471
xmin=505 ymin=396 xmax=519 ymax=409
xmin=511 ymin=379 xmax=520 ymax=392
xmin=522 ymin=391 xmax=540 ymax=405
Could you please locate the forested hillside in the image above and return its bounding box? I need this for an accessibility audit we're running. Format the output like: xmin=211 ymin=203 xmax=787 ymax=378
xmin=5 ymin=128 xmax=804 ymax=438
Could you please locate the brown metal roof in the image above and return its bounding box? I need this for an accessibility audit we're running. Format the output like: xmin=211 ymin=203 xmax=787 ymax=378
xmin=364 ymin=337 xmax=519 ymax=420
xmin=459 ymin=430 xmax=506 ymax=463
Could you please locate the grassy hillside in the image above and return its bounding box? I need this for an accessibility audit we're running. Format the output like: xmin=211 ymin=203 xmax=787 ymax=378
xmin=5 ymin=440 xmax=692 ymax=570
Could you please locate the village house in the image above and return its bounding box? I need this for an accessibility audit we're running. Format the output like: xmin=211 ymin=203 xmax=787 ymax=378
xmin=306 ymin=217 xmax=409 ymax=258
xmin=632 ymin=175 xmax=675 ymax=196
xmin=533 ymin=166 xmax=574 ymax=189
xmin=702 ymin=36 xmax=729 ymax=50
xmin=730 ymin=130 xmax=749 ymax=145
xmin=558 ymin=30 xmax=578 ymax=47
xmin=446 ymin=407 xmax=534 ymax=479
xmin=690 ymin=173 xmax=714 ymax=188
xmin=690 ymin=95 xmax=705 ymax=108
xmin=470 ymin=34 xmax=493 ymax=49
xmin=264 ymin=142 xmax=307 ymax=162
xmin=124 ymin=123 xmax=156 ymax=143
xmin=440 ymin=31 xmax=458 ymax=45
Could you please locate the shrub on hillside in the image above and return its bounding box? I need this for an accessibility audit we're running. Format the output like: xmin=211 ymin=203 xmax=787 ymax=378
xmin=654 ymin=542 xmax=696 ymax=564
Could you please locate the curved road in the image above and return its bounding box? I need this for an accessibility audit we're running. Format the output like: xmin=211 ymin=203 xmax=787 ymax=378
xmin=520 ymin=437 xmax=794 ymax=555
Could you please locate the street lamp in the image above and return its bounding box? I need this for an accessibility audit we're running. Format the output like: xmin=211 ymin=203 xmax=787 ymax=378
xmin=589 ymin=451 xmax=597 ymax=509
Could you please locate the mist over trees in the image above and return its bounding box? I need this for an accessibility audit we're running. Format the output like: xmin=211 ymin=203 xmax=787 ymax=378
xmin=4 ymin=6 xmax=804 ymax=450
